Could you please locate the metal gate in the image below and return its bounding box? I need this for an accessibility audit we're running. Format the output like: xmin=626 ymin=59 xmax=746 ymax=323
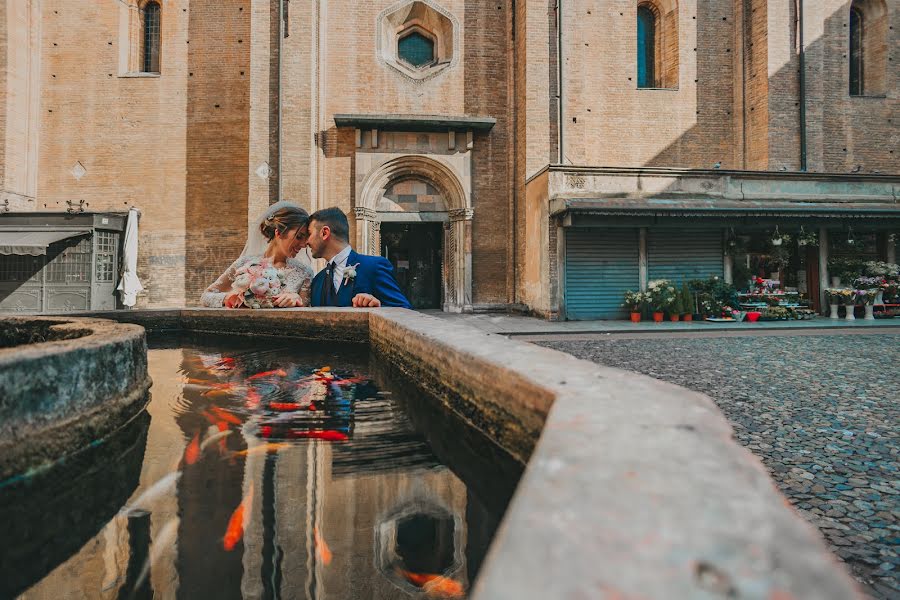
xmin=648 ymin=229 xmax=724 ymax=284
xmin=565 ymin=228 xmax=640 ymax=320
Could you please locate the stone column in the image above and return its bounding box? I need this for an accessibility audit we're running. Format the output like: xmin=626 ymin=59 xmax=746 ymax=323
xmin=447 ymin=208 xmax=474 ymax=313
xmin=638 ymin=228 xmax=648 ymax=291
xmin=353 ymin=207 xmax=379 ymax=255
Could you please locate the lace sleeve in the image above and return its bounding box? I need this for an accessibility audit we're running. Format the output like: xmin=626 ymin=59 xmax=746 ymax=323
xmin=201 ymin=257 xmax=248 ymax=308
xmin=284 ymin=258 xmax=314 ymax=307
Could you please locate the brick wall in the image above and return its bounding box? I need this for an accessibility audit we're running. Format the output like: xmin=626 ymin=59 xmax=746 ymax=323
xmin=562 ymin=0 xmax=736 ymax=169
xmin=36 ymin=0 xmax=191 ymax=307
xmin=184 ymin=0 xmax=251 ymax=303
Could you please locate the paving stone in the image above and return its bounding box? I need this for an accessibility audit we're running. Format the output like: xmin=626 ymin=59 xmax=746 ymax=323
xmin=541 ymin=333 xmax=900 ymax=599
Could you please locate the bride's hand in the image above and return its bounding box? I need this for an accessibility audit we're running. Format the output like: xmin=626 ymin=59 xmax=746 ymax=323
xmin=273 ymin=292 xmax=303 ymax=308
xmin=224 ymin=292 xmax=245 ymax=309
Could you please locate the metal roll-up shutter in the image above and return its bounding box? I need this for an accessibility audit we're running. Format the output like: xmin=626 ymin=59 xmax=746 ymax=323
xmin=648 ymin=228 xmax=724 ymax=284
xmin=565 ymin=228 xmax=640 ymax=320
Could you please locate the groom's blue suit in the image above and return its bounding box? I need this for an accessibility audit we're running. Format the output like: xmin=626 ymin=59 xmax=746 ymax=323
xmin=310 ymin=249 xmax=411 ymax=308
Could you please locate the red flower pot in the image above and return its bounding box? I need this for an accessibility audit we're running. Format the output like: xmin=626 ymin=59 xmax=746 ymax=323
xmin=652 ymin=311 xmax=664 ymax=323
xmin=669 ymin=314 xmax=680 ymax=322
xmin=682 ymin=314 xmax=693 ymax=322
xmin=746 ymin=311 xmax=762 ymax=323
xmin=630 ymin=312 xmax=641 ymax=323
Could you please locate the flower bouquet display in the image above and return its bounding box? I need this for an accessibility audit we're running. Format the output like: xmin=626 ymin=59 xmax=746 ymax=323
xmin=231 ymin=259 xmax=286 ymax=309
xmin=622 ymin=290 xmax=648 ymax=323
xmin=647 ymin=280 xmax=676 ymax=323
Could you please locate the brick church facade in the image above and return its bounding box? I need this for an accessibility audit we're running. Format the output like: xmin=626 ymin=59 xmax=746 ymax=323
xmin=1 ymin=0 xmax=898 ymax=317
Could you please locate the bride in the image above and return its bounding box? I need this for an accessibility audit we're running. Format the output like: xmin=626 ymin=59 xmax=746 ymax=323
xmin=201 ymin=202 xmax=314 ymax=308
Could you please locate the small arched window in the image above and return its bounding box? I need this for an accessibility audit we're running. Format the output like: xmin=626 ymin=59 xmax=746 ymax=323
xmin=142 ymin=1 xmax=161 ymax=73
xmin=849 ymin=7 xmax=864 ymax=95
xmin=637 ymin=5 xmax=657 ymax=88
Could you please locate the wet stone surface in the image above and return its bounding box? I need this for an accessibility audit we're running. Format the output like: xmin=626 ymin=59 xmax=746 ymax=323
xmin=539 ymin=334 xmax=899 ymax=599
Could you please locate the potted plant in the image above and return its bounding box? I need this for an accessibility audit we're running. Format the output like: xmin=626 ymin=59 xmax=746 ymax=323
xmin=670 ymin=286 xmax=683 ymax=321
xmin=855 ymin=289 xmax=878 ymax=320
xmin=647 ymin=279 xmax=673 ymax=323
xmin=680 ymin=282 xmax=694 ymax=321
xmin=824 ymin=288 xmax=841 ymax=319
xmin=623 ymin=290 xmax=645 ymax=323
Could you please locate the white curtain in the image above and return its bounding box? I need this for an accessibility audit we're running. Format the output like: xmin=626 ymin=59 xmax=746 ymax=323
xmin=116 ymin=208 xmax=144 ymax=307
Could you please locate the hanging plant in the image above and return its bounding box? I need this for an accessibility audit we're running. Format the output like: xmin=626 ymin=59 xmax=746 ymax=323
xmin=797 ymin=228 xmax=818 ymax=247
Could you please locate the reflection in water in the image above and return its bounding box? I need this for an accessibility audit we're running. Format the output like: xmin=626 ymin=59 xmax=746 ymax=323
xmin=8 ymin=335 xmax=519 ymax=599
xmin=0 ymin=410 xmax=149 ymax=599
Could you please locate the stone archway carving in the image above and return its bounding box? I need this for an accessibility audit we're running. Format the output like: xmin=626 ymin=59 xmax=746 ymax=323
xmin=355 ymin=155 xmax=472 ymax=312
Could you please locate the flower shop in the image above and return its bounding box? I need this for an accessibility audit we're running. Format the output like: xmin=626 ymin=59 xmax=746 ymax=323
xmin=620 ymin=228 xmax=899 ymax=323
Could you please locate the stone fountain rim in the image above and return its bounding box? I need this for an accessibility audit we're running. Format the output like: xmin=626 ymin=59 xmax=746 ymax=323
xmin=0 ymin=316 xmax=146 ymax=363
xmin=51 ymin=308 xmax=862 ymax=599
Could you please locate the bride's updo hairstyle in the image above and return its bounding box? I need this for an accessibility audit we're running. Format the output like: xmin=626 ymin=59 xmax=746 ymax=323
xmin=260 ymin=205 xmax=309 ymax=241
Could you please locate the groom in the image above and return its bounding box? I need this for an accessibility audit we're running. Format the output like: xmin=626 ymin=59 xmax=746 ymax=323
xmin=307 ymin=207 xmax=411 ymax=308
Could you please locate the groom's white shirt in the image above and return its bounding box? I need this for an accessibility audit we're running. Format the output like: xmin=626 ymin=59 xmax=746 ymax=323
xmin=329 ymin=245 xmax=352 ymax=291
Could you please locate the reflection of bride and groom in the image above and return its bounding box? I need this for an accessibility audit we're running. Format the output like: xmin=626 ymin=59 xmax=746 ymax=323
xmin=202 ymin=202 xmax=411 ymax=309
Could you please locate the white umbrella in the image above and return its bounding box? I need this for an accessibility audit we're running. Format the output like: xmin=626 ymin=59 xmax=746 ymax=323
xmin=116 ymin=207 xmax=144 ymax=307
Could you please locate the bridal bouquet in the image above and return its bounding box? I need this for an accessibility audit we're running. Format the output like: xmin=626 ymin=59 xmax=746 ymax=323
xmin=232 ymin=259 xmax=285 ymax=309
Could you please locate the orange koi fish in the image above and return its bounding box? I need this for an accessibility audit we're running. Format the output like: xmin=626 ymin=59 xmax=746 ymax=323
xmin=223 ymin=485 xmax=254 ymax=551
xmin=289 ymin=430 xmax=348 ymax=442
xmin=318 ymin=366 xmax=331 ymax=373
xmin=210 ymin=406 xmax=242 ymax=426
xmin=184 ymin=432 xmax=200 ymax=465
xmin=245 ymin=388 xmax=262 ymax=410
xmin=246 ymin=369 xmax=287 ymax=381
xmin=269 ymin=402 xmax=302 ymax=411
xmin=313 ymin=526 xmax=333 ymax=565
xmin=231 ymin=443 xmax=291 ymax=458
xmin=397 ymin=570 xmax=464 ymax=598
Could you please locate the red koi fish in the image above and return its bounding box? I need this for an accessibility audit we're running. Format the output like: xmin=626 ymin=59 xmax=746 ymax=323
xmin=313 ymin=526 xmax=333 ymax=565
xmin=246 ymin=369 xmax=287 ymax=381
xmin=259 ymin=425 xmax=273 ymax=438
xmin=289 ymin=430 xmax=348 ymax=442
xmin=397 ymin=569 xmax=464 ymax=598
xmin=184 ymin=432 xmax=200 ymax=465
xmin=201 ymin=410 xmax=231 ymax=432
xmin=213 ymin=357 xmax=235 ymax=370
xmin=269 ymin=402 xmax=302 ymax=412
xmin=210 ymin=406 xmax=242 ymax=426
xmin=223 ymin=485 xmax=254 ymax=551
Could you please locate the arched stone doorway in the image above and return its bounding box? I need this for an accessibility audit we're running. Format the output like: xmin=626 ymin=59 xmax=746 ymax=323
xmin=354 ymin=155 xmax=472 ymax=313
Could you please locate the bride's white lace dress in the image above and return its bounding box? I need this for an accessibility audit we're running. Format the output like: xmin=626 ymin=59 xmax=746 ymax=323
xmin=201 ymin=256 xmax=313 ymax=308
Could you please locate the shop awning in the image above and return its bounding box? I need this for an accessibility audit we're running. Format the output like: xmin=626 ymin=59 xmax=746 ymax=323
xmin=0 ymin=230 xmax=91 ymax=256
xmin=551 ymin=198 xmax=900 ymax=220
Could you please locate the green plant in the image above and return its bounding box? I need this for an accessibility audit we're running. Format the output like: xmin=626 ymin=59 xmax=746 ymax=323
xmin=680 ymin=282 xmax=694 ymax=315
xmin=672 ymin=285 xmax=684 ymax=315
xmin=647 ymin=279 xmax=677 ymax=312
xmin=622 ymin=290 xmax=648 ymax=312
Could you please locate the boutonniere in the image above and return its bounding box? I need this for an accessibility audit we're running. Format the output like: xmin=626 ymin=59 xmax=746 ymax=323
xmin=342 ymin=263 xmax=360 ymax=286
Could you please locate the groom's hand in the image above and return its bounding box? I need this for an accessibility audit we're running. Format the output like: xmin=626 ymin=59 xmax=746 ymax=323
xmin=352 ymin=293 xmax=381 ymax=308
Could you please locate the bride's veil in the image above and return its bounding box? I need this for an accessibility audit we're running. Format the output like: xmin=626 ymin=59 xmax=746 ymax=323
xmin=240 ymin=201 xmax=315 ymax=269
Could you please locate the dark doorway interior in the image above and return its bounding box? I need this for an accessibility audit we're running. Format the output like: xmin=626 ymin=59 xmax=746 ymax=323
xmin=381 ymin=222 xmax=443 ymax=309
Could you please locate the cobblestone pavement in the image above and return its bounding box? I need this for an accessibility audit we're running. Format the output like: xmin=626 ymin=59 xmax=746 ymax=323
xmin=538 ymin=334 xmax=899 ymax=599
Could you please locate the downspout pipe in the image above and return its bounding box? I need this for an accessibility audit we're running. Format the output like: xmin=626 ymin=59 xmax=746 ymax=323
xmin=556 ymin=0 xmax=565 ymax=164
xmin=798 ymin=0 xmax=807 ymax=171
xmin=278 ymin=0 xmax=284 ymax=201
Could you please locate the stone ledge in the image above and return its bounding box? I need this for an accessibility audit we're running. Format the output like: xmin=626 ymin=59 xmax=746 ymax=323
xmin=56 ymin=308 xmax=861 ymax=598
